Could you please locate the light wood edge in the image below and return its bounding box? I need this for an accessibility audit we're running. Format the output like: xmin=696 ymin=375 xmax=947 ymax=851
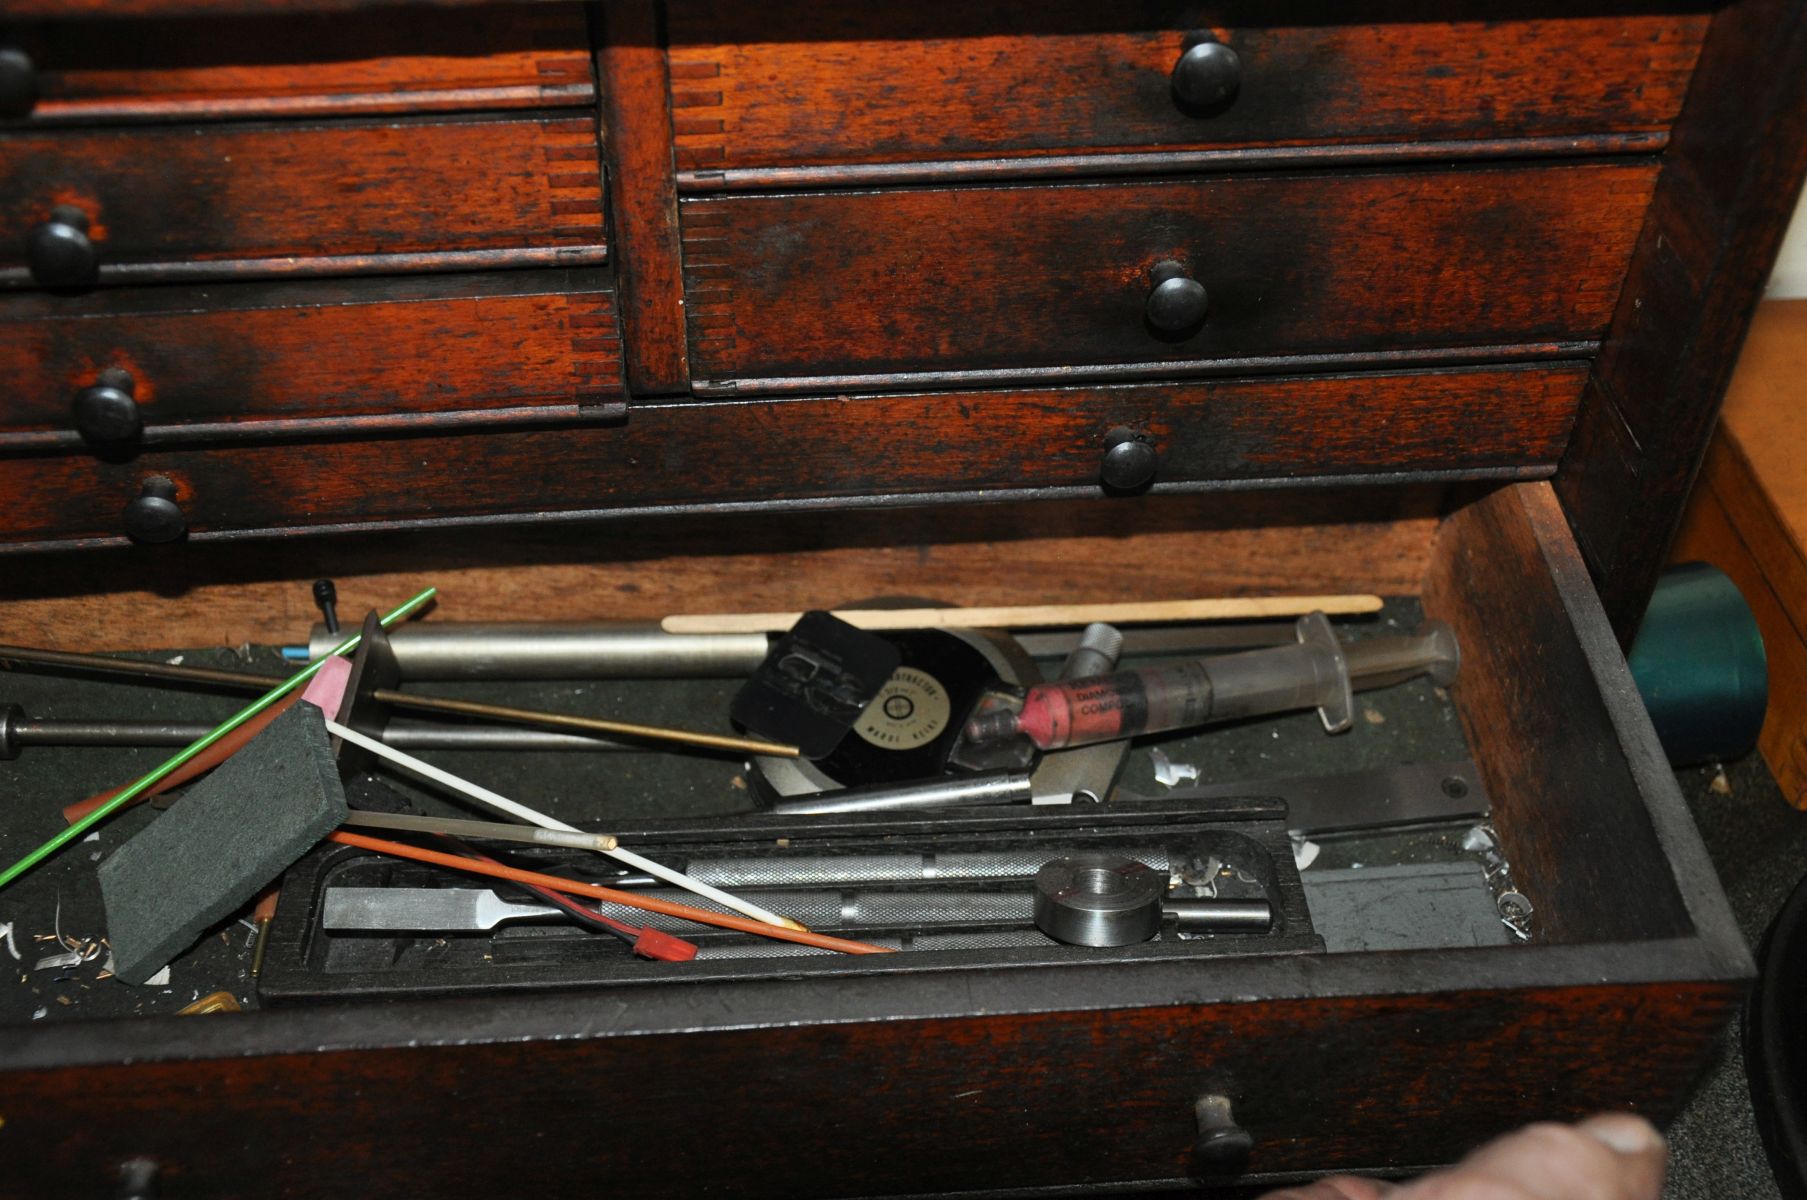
xmin=660 ymin=595 xmax=1385 ymax=635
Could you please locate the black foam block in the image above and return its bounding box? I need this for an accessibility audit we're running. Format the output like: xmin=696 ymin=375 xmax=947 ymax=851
xmin=100 ymin=701 xmax=347 ymax=985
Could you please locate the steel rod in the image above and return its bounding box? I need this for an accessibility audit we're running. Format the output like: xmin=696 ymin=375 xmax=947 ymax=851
xmin=1 ymin=710 xmax=652 ymax=757
xmin=309 ymin=622 xmax=772 ymax=679
xmin=768 ymin=772 xmax=1034 ymax=815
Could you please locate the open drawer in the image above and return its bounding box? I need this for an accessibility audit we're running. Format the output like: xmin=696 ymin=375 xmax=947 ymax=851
xmin=0 ymin=481 xmax=1748 ymax=1196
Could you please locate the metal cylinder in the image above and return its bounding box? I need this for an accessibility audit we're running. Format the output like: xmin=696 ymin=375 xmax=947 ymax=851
xmin=1033 ymin=853 xmax=1167 ymax=947
xmin=1062 ymin=622 xmax=1125 ymax=680
xmin=768 ymin=772 xmax=1034 ymax=815
xmin=674 ymin=847 xmax=1172 ymax=889
xmin=308 ymin=621 xmax=772 ymax=680
xmin=1165 ymin=898 xmax=1273 ymax=932
xmin=308 ymin=621 xmax=1306 ymax=681
xmin=606 ymin=888 xmax=1035 ymax=932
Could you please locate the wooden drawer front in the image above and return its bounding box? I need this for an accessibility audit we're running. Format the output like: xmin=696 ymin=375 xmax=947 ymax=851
xmin=0 ymin=114 xmax=605 ymax=286
xmin=1 ymin=365 xmax=1579 ymax=545
xmin=681 ymin=164 xmax=1656 ymax=388
xmin=667 ymin=2 xmax=1709 ymax=179
xmin=0 ymin=270 xmax=620 ymax=446
xmin=0 ymin=5 xmax=593 ymax=124
xmin=0 ymin=979 xmax=1737 ymax=1198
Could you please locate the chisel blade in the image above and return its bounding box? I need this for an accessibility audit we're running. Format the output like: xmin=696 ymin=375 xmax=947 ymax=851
xmin=322 ymin=887 xmax=561 ymax=932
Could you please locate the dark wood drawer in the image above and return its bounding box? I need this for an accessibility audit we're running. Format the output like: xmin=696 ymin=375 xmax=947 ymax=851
xmin=0 ymin=113 xmax=605 ymax=287
xmin=0 ymin=4 xmax=593 ymax=124
xmin=0 ymin=270 xmax=621 ymax=450
xmin=0 ymin=482 xmax=1750 ymax=1198
xmin=0 ymin=365 xmax=1579 ymax=547
xmin=681 ymin=163 xmax=1656 ymax=391
xmin=667 ymin=1 xmax=1709 ymax=186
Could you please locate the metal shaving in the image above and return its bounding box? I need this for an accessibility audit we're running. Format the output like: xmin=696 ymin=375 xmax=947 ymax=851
xmin=1463 ymin=821 xmax=1534 ymax=941
xmin=34 ymin=951 xmax=82 ymax=971
xmin=1149 ymin=747 xmax=1202 ymax=788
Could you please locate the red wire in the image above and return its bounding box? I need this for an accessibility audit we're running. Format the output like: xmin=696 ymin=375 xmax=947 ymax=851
xmin=433 ymin=837 xmax=697 ymax=961
xmin=329 ymin=831 xmax=894 ymax=955
xmin=445 ymin=837 xmax=642 ymax=939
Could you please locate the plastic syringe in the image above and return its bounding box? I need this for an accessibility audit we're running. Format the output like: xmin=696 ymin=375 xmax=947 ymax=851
xmin=964 ymin=613 xmax=1459 ymax=751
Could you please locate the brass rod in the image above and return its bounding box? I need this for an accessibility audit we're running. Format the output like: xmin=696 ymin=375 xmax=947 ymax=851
xmin=0 ymin=643 xmax=799 ymax=759
xmin=367 ymin=691 xmax=799 ymax=758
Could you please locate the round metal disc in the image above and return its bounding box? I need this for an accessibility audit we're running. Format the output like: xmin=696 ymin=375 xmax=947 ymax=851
xmin=1034 ymin=852 xmax=1166 ymax=947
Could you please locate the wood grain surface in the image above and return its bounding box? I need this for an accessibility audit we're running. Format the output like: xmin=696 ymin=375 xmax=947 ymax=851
xmin=0 ymin=113 xmax=605 ymax=285
xmin=0 ymin=365 xmax=1579 ymax=547
xmin=597 ymin=0 xmax=690 ymax=394
xmin=1 ymin=4 xmax=592 ymax=123
xmin=1424 ymin=483 xmax=1694 ymax=942
xmin=1556 ymin=0 xmax=1807 ymax=636
xmin=1668 ymin=300 xmax=1807 ymax=806
xmin=1672 ymin=450 xmax=1807 ymax=808
xmin=666 ymin=1 xmax=1708 ymax=175
xmin=0 ymin=270 xmax=620 ymax=438
xmin=1703 ymin=300 xmax=1807 ymax=564
xmin=681 ymin=164 xmax=1655 ymax=384
xmin=0 ymin=0 xmax=542 ymax=12
xmin=0 ymin=980 xmax=1736 ymax=1196
xmin=0 ymin=488 xmax=1444 ymax=651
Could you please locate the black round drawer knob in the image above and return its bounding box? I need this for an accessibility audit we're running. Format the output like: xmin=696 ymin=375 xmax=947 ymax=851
xmin=1101 ymin=427 xmax=1157 ymax=492
xmin=1192 ymin=1095 xmax=1253 ymax=1179
xmin=1172 ymin=33 xmax=1242 ymax=112
xmin=28 ymin=205 xmax=99 ymax=288
xmin=123 ymin=476 xmax=186 ymax=545
xmin=73 ymin=369 xmax=142 ymax=446
xmin=1146 ymin=260 xmax=1208 ymax=336
xmin=0 ymin=46 xmax=37 ymax=118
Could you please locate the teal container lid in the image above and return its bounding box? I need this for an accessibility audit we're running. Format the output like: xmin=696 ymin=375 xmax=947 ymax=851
xmin=1628 ymin=561 xmax=1769 ymax=766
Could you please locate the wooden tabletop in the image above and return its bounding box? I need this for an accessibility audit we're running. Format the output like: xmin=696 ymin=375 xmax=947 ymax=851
xmin=1717 ymin=299 xmax=1807 ymax=558
xmin=1674 ymin=298 xmax=1807 ymax=805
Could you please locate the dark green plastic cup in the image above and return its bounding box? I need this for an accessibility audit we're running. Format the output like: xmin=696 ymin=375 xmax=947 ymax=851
xmin=1628 ymin=561 xmax=1769 ymax=765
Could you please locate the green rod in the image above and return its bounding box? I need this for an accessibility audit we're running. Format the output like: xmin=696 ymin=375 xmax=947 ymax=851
xmin=0 ymin=586 xmax=437 ymax=892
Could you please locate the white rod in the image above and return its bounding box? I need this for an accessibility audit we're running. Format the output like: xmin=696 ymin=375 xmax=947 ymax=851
xmin=323 ymin=719 xmax=797 ymax=930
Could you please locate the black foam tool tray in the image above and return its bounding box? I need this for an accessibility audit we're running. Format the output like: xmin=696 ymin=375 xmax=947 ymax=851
xmin=257 ymin=795 xmax=1319 ymax=1003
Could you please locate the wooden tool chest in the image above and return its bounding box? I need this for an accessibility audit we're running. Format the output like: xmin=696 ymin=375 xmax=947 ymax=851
xmin=1 ymin=1 xmax=1805 ymax=1196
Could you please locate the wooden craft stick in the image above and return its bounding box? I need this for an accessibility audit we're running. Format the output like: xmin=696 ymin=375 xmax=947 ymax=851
xmin=661 ymin=595 xmax=1383 ymax=636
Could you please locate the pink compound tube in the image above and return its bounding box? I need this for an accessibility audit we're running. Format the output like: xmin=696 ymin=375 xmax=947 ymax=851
xmin=1006 ymin=662 xmax=1215 ymax=750
xmin=964 ymin=615 xmax=1459 ymax=752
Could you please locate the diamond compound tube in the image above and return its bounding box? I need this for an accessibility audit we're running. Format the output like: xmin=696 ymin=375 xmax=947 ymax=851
xmin=964 ymin=662 xmax=1211 ymax=750
xmin=965 ymin=613 xmax=1459 ymax=751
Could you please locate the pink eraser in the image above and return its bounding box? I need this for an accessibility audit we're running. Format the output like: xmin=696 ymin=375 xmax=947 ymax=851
xmin=300 ymin=655 xmax=353 ymax=718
